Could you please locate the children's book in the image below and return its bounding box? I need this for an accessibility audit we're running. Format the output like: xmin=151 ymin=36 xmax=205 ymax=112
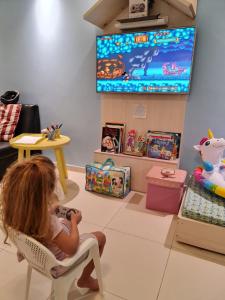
xmin=13 ymin=135 xmax=44 ymax=145
xmin=147 ymin=131 xmax=181 ymax=160
xmin=101 ymin=126 xmax=121 ymax=153
xmin=105 ymin=122 xmax=126 ymax=153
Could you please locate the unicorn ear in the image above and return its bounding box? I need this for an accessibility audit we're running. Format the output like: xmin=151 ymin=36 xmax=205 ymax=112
xmin=208 ymin=128 xmax=214 ymax=139
xmin=194 ymin=145 xmax=201 ymax=151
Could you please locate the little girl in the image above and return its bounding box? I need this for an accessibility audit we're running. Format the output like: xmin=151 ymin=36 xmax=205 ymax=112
xmin=1 ymin=156 xmax=106 ymax=291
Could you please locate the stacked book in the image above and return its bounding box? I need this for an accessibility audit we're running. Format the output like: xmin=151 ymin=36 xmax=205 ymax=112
xmin=101 ymin=122 xmax=125 ymax=154
xmin=146 ymin=131 xmax=181 ymax=160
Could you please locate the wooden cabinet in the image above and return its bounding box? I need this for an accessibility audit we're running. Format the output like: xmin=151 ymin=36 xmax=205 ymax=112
xmin=84 ymin=0 xmax=198 ymax=192
xmin=94 ymin=149 xmax=179 ymax=193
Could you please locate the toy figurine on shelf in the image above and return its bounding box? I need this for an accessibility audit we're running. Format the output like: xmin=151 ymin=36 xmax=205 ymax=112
xmin=171 ymin=143 xmax=178 ymax=160
xmin=125 ymin=129 xmax=136 ymax=152
xmin=124 ymin=129 xmax=143 ymax=157
xmin=134 ymin=135 xmax=146 ymax=156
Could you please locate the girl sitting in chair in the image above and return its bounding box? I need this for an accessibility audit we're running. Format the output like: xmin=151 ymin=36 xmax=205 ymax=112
xmin=1 ymin=155 xmax=106 ymax=291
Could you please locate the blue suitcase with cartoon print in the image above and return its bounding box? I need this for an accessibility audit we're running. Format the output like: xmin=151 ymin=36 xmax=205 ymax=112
xmin=85 ymin=158 xmax=131 ymax=198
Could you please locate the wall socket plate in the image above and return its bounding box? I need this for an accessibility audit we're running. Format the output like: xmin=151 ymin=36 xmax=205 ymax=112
xmin=133 ymin=103 xmax=147 ymax=119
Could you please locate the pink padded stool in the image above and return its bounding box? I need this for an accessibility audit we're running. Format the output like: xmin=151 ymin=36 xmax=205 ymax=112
xmin=146 ymin=166 xmax=187 ymax=214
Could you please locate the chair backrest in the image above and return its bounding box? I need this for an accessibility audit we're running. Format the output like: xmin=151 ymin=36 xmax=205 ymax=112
xmin=8 ymin=228 xmax=59 ymax=278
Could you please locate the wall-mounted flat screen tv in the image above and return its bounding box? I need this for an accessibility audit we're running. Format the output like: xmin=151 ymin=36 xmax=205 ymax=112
xmin=96 ymin=26 xmax=196 ymax=94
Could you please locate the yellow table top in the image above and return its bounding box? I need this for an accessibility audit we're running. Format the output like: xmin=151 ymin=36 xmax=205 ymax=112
xmin=10 ymin=133 xmax=71 ymax=150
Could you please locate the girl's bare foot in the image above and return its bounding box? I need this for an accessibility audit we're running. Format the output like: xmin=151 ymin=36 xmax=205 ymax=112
xmin=77 ymin=276 xmax=99 ymax=291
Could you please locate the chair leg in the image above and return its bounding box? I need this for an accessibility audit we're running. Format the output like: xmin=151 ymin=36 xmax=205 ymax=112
xmin=50 ymin=283 xmax=54 ymax=300
xmin=92 ymin=246 xmax=104 ymax=295
xmin=25 ymin=265 xmax=32 ymax=300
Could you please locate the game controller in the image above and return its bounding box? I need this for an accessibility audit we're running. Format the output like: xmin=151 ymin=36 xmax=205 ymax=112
xmin=55 ymin=205 xmax=78 ymax=221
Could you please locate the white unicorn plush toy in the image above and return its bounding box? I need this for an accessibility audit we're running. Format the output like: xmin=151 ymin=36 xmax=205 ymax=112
xmin=193 ymin=129 xmax=225 ymax=198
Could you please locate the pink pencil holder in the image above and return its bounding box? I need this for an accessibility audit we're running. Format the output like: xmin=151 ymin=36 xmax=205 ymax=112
xmin=146 ymin=166 xmax=187 ymax=214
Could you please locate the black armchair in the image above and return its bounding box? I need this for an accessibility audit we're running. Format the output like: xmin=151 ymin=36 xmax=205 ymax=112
xmin=0 ymin=104 xmax=41 ymax=179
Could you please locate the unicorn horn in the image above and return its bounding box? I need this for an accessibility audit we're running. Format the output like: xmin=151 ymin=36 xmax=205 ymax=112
xmin=208 ymin=128 xmax=214 ymax=139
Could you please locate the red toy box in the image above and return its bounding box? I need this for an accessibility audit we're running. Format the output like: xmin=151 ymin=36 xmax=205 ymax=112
xmin=146 ymin=166 xmax=187 ymax=214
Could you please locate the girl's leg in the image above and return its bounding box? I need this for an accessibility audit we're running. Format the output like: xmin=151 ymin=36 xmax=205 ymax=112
xmin=77 ymin=231 xmax=106 ymax=291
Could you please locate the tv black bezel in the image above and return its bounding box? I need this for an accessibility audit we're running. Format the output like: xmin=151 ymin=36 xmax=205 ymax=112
xmin=96 ymin=25 xmax=196 ymax=95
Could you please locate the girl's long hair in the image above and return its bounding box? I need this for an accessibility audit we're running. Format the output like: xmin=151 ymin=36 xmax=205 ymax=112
xmin=1 ymin=156 xmax=56 ymax=243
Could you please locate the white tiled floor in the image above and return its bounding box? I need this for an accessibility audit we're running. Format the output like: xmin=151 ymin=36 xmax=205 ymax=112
xmin=1 ymin=170 xmax=225 ymax=299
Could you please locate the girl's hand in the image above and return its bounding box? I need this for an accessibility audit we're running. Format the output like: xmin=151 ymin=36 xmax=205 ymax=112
xmin=70 ymin=211 xmax=80 ymax=226
xmin=76 ymin=210 xmax=82 ymax=224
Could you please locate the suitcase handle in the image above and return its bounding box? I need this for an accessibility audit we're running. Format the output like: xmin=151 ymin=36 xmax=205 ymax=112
xmin=102 ymin=158 xmax=115 ymax=169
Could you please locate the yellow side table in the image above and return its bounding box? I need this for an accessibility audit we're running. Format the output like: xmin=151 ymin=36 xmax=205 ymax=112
xmin=10 ymin=133 xmax=71 ymax=194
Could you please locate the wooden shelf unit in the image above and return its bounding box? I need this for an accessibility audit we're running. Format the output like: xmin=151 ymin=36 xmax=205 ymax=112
xmin=94 ymin=149 xmax=180 ymax=193
xmin=83 ymin=0 xmax=129 ymax=29
xmin=163 ymin=0 xmax=197 ymax=19
xmin=83 ymin=0 xmax=197 ymax=29
xmin=84 ymin=0 xmax=197 ymax=193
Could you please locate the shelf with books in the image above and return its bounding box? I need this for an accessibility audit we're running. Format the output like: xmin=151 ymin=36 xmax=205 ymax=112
xmin=95 ymin=149 xmax=179 ymax=164
xmin=94 ymin=149 xmax=180 ymax=193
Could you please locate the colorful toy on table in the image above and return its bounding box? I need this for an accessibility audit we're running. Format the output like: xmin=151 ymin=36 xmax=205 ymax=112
xmin=193 ymin=129 xmax=225 ymax=198
xmin=41 ymin=123 xmax=63 ymax=140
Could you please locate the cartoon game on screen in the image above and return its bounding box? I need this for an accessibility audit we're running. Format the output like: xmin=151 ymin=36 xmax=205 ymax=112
xmin=97 ymin=27 xmax=195 ymax=93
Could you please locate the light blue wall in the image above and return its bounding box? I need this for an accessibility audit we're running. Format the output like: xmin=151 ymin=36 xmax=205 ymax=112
xmin=181 ymin=0 xmax=225 ymax=173
xmin=1 ymin=0 xmax=225 ymax=171
xmin=0 ymin=0 xmax=101 ymax=166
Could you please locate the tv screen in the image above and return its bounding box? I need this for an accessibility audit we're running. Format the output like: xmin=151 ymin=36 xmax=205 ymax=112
xmin=96 ymin=26 xmax=196 ymax=94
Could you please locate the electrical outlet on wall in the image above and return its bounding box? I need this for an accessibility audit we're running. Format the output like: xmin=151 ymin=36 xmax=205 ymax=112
xmin=133 ymin=103 xmax=147 ymax=119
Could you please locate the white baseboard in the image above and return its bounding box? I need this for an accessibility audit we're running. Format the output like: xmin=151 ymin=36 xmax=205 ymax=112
xmin=52 ymin=161 xmax=85 ymax=173
xmin=66 ymin=164 xmax=85 ymax=173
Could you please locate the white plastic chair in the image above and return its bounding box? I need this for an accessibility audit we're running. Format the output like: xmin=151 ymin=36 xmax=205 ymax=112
xmin=7 ymin=227 xmax=103 ymax=300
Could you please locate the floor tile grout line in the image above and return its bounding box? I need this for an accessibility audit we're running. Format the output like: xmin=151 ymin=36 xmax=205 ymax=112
xmin=156 ymin=247 xmax=172 ymax=300
xmin=72 ymin=290 xmax=128 ymax=300
xmin=81 ymin=217 xmax=173 ymax=249
xmin=0 ymin=247 xmax=16 ymax=255
xmin=104 ymin=289 xmax=128 ymax=300
xmin=156 ymin=222 xmax=178 ymax=300
xmin=0 ymin=247 xmax=17 ymax=254
xmin=80 ymin=219 xmax=106 ymax=229
xmin=102 ymin=202 xmax=128 ymax=231
xmin=105 ymin=226 xmax=171 ymax=248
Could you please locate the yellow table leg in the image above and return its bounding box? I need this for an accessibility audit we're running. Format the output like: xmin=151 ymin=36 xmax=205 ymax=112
xmin=18 ymin=149 xmax=24 ymax=162
xmin=25 ymin=149 xmax=31 ymax=160
xmin=54 ymin=148 xmax=67 ymax=194
xmin=59 ymin=149 xmax=68 ymax=179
